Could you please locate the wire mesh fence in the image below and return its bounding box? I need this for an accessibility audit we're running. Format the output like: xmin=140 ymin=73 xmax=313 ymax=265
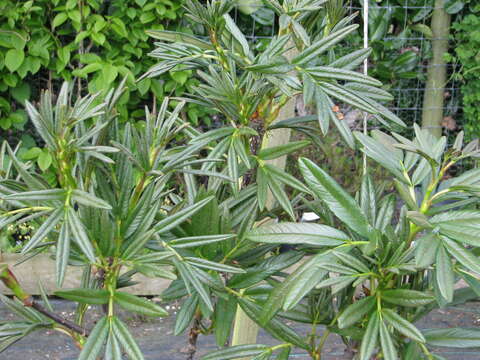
xmin=235 ymin=0 xmax=466 ymax=141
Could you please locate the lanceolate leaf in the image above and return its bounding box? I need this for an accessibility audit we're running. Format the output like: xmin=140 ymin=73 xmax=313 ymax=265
xmin=443 ymin=237 xmax=480 ymax=274
xmin=55 ymin=288 xmax=109 ymax=304
xmin=78 ymin=316 xmax=108 ymax=360
xmin=435 ymin=245 xmax=454 ymax=303
xmin=114 ymin=292 xmax=168 ymax=317
xmin=381 ymin=290 xmax=435 ymax=307
xmin=423 ymin=328 xmax=480 ymax=348
xmin=56 ymin=221 xmax=70 ymax=287
xmin=200 ymin=344 xmax=270 ymax=360
xmin=379 ymin=320 xmax=398 ymax=360
xmin=359 ymin=311 xmax=380 ymax=360
xmin=299 ymin=158 xmax=370 ymax=237
xmin=257 ymin=140 xmax=310 ymax=161
xmin=238 ymin=298 xmax=309 ymax=350
xmin=21 ymin=208 xmax=63 ymax=254
xmin=338 ymin=296 xmax=375 ymax=329
xmin=168 ymin=234 xmax=235 ymax=248
xmin=111 ymin=317 xmax=144 ymax=360
xmin=3 ymin=189 xmax=65 ymax=202
xmin=382 ymin=308 xmax=425 ymax=343
xmin=67 ymin=209 xmax=96 ymax=262
xmin=72 ymin=189 xmax=112 ymax=209
xmin=155 ymin=196 xmax=214 ymax=234
xmin=246 ymin=222 xmax=348 ymax=246
xmin=174 ymin=294 xmax=198 ymax=336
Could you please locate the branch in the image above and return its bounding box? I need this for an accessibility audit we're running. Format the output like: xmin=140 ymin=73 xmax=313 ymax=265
xmin=1 ymin=264 xmax=91 ymax=336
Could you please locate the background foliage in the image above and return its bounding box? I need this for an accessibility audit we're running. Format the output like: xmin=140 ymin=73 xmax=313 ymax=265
xmin=0 ymin=0 xmax=211 ymax=152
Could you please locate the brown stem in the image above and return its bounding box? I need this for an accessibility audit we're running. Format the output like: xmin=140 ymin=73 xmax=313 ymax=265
xmin=31 ymin=301 xmax=91 ymax=336
xmin=1 ymin=265 xmax=91 ymax=336
xmin=186 ymin=311 xmax=202 ymax=360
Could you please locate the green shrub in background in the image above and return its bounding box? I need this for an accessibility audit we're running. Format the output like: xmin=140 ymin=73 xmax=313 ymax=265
xmin=450 ymin=1 xmax=480 ymax=140
xmin=0 ymin=0 xmax=211 ymax=153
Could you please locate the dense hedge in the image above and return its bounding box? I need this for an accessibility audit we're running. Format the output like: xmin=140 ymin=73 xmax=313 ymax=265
xmin=0 ymin=0 xmax=211 ymax=151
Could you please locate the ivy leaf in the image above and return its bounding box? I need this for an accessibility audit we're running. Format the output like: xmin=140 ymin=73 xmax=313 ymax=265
xmin=5 ymin=49 xmax=25 ymax=72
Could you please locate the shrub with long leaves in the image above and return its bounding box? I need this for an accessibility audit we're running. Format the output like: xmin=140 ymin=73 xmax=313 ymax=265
xmin=203 ymin=127 xmax=480 ymax=360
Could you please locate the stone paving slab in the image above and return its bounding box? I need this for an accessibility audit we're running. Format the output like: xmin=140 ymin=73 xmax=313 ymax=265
xmin=1 ymin=299 xmax=479 ymax=360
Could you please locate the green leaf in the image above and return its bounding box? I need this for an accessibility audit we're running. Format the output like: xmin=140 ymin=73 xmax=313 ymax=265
xmin=111 ymin=317 xmax=144 ymax=360
xmin=174 ymin=294 xmax=198 ymax=335
xmin=52 ymin=12 xmax=68 ymax=28
xmin=55 ymin=288 xmax=109 ymax=304
xmin=78 ymin=316 xmax=108 ymax=360
xmin=424 ymin=328 xmax=480 ymax=348
xmin=21 ymin=208 xmax=63 ymax=253
xmin=185 ymin=257 xmax=245 ymax=273
xmin=72 ymin=189 xmax=112 ymax=209
xmin=56 ymin=221 xmax=70 ymax=287
xmin=436 ymin=244 xmax=454 ymax=303
xmin=382 ymin=308 xmax=425 ymax=343
xmin=200 ymin=344 xmax=270 ymax=360
xmin=67 ymin=209 xmax=96 ymax=262
xmin=247 ymin=222 xmax=348 ymax=246
xmin=359 ymin=311 xmax=380 ymax=360
xmin=168 ymin=234 xmax=235 ymax=248
xmin=338 ymin=296 xmax=375 ymax=329
xmin=5 ymin=49 xmax=24 ymax=72
xmin=415 ymin=232 xmax=440 ymax=267
xmin=379 ymin=320 xmax=398 ymax=360
xmin=215 ymin=294 xmax=236 ymax=346
xmin=238 ymin=298 xmax=309 ymax=350
xmin=443 ymin=237 xmax=480 ymax=274
xmin=37 ymin=151 xmax=52 ymax=171
xmin=381 ymin=289 xmax=434 ymax=307
xmin=114 ymin=292 xmax=168 ymax=317
xmin=4 ymin=189 xmax=65 ymax=202
xmin=444 ymin=0 xmax=464 ymax=14
xmin=257 ymin=140 xmax=310 ymax=160
xmin=155 ymin=196 xmax=214 ymax=234
xmin=411 ymin=24 xmax=433 ymax=39
xmin=173 ymin=259 xmax=213 ymax=311
xmin=266 ymin=174 xmax=295 ymax=220
xmin=105 ymin=331 xmax=122 ymax=360
xmin=299 ymin=158 xmax=370 ymax=237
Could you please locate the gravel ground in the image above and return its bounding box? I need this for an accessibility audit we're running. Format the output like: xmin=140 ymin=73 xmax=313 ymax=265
xmin=1 ymin=299 xmax=480 ymax=360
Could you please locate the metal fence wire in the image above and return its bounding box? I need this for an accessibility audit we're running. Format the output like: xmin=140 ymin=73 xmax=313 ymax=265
xmin=234 ymin=0 xmax=465 ymax=142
